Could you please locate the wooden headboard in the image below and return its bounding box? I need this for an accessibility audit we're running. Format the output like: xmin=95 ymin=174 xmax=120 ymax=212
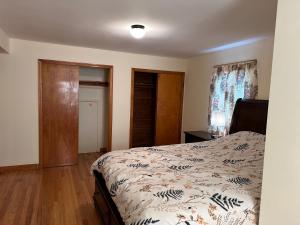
xmin=229 ymin=99 xmax=269 ymax=135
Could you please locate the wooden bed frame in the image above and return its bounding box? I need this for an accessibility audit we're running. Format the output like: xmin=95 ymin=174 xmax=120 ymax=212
xmin=229 ymin=99 xmax=269 ymax=135
xmin=93 ymin=98 xmax=269 ymax=225
xmin=93 ymin=171 xmax=124 ymax=225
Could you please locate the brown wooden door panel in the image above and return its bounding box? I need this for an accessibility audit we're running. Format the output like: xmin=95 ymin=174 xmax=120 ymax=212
xmin=155 ymin=73 xmax=184 ymax=145
xmin=40 ymin=62 xmax=79 ymax=167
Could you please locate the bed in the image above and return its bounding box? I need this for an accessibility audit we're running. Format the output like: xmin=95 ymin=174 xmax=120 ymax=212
xmin=91 ymin=99 xmax=269 ymax=225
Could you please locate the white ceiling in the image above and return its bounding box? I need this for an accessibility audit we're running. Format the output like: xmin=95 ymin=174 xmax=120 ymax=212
xmin=0 ymin=0 xmax=277 ymax=58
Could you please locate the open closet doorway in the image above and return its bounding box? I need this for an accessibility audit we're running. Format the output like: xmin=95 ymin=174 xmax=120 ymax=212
xmin=79 ymin=67 xmax=109 ymax=154
xmin=38 ymin=60 xmax=113 ymax=168
xmin=130 ymin=68 xmax=185 ymax=148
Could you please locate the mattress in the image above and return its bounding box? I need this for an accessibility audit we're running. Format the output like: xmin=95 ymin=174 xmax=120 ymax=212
xmin=91 ymin=131 xmax=265 ymax=225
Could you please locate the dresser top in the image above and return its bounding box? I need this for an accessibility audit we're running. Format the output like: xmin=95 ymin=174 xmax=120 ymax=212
xmin=184 ymin=130 xmax=214 ymax=140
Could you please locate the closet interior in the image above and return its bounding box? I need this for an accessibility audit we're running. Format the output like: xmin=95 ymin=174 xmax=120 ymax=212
xmin=79 ymin=67 xmax=109 ymax=154
xmin=131 ymin=72 xmax=157 ymax=147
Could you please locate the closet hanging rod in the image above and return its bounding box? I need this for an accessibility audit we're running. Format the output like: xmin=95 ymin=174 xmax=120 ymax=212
xmin=79 ymin=80 xmax=109 ymax=87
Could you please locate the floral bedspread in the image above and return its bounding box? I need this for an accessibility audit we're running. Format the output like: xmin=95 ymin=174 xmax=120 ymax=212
xmin=91 ymin=131 xmax=265 ymax=225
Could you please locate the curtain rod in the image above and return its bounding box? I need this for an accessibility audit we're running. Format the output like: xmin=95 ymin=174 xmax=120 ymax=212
xmin=214 ymin=59 xmax=257 ymax=68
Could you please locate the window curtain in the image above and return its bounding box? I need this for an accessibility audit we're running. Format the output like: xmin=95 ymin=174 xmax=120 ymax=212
xmin=208 ymin=60 xmax=258 ymax=135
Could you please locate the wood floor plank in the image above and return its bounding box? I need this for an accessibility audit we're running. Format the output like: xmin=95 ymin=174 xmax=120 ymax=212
xmin=0 ymin=153 xmax=102 ymax=225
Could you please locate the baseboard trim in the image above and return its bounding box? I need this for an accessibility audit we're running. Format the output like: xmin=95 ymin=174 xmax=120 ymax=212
xmin=0 ymin=164 xmax=39 ymax=174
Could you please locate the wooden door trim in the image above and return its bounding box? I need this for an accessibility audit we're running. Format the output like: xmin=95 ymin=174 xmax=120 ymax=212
xmin=132 ymin=68 xmax=185 ymax=75
xmin=177 ymin=73 xmax=185 ymax=143
xmin=38 ymin=59 xmax=113 ymax=168
xmin=129 ymin=68 xmax=185 ymax=148
xmin=107 ymin=67 xmax=113 ymax=152
xmin=39 ymin=59 xmax=113 ymax=69
xmin=38 ymin=61 xmax=43 ymax=167
xmin=129 ymin=69 xmax=135 ymax=148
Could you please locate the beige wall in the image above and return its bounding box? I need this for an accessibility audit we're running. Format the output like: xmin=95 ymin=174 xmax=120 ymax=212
xmin=183 ymin=38 xmax=274 ymax=133
xmin=0 ymin=28 xmax=9 ymax=53
xmin=0 ymin=37 xmax=276 ymax=167
xmin=0 ymin=39 xmax=187 ymax=166
xmin=260 ymin=1 xmax=300 ymax=224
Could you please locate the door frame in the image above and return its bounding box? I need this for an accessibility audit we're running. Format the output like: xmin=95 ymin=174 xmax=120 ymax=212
xmin=129 ymin=68 xmax=185 ymax=148
xmin=38 ymin=59 xmax=113 ymax=167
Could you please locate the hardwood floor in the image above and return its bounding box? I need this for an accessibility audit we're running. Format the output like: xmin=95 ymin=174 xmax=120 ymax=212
xmin=0 ymin=153 xmax=102 ymax=225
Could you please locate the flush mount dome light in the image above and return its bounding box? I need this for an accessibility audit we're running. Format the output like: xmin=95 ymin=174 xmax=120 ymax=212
xmin=130 ymin=24 xmax=146 ymax=39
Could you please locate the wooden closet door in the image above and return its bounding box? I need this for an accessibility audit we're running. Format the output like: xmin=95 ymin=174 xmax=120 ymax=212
xmin=155 ymin=73 xmax=184 ymax=145
xmin=40 ymin=62 xmax=79 ymax=167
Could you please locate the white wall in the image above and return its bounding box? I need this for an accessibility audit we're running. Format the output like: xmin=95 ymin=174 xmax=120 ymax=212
xmin=183 ymin=38 xmax=274 ymax=133
xmin=79 ymin=67 xmax=108 ymax=153
xmin=260 ymin=1 xmax=300 ymax=224
xmin=79 ymin=67 xmax=108 ymax=82
xmin=0 ymin=28 xmax=10 ymax=53
xmin=0 ymin=39 xmax=187 ymax=166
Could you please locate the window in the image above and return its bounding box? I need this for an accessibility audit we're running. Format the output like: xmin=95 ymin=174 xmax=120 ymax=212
xmin=208 ymin=60 xmax=258 ymax=135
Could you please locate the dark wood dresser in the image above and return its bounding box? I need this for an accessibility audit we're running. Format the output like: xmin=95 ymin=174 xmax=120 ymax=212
xmin=184 ymin=131 xmax=215 ymax=143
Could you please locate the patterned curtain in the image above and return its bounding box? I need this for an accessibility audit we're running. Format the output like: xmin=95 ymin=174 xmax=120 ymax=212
xmin=208 ymin=60 xmax=258 ymax=135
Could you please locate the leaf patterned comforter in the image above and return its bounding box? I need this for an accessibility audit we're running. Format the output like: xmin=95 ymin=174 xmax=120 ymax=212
xmin=91 ymin=131 xmax=265 ymax=225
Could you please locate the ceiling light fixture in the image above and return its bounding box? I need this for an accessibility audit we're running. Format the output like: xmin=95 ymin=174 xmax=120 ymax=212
xmin=130 ymin=24 xmax=146 ymax=39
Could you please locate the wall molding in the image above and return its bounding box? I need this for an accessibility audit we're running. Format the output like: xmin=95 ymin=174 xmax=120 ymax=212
xmin=0 ymin=28 xmax=10 ymax=53
xmin=0 ymin=164 xmax=39 ymax=174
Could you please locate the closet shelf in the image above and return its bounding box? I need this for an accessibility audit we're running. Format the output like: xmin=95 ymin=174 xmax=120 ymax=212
xmin=79 ymin=80 xmax=109 ymax=87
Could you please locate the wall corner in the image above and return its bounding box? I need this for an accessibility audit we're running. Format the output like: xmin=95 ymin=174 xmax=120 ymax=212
xmin=0 ymin=28 xmax=10 ymax=54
